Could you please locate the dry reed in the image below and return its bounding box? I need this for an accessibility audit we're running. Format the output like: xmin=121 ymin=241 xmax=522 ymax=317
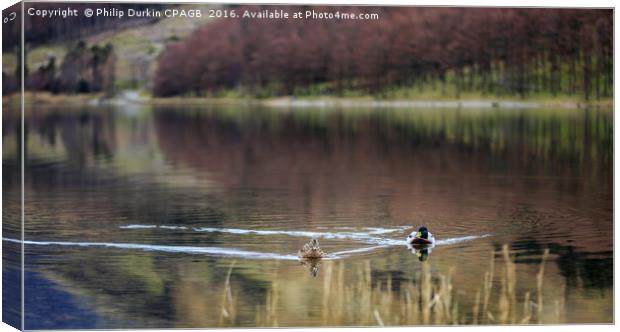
xmin=223 ymin=245 xmax=560 ymax=326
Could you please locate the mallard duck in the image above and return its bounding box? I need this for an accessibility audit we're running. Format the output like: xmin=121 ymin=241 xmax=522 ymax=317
xmin=406 ymin=226 xmax=436 ymax=245
xmin=298 ymin=238 xmax=327 ymax=259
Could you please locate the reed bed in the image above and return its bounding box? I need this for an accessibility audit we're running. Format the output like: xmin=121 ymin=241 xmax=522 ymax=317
xmin=222 ymin=244 xmax=559 ymax=326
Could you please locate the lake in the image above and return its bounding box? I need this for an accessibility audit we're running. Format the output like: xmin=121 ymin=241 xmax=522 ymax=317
xmin=2 ymin=103 xmax=613 ymax=328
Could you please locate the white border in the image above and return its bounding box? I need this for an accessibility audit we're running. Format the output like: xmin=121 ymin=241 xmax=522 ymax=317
xmin=0 ymin=1 xmax=616 ymax=332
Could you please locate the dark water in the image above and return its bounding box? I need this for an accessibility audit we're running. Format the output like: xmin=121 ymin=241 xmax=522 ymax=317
xmin=2 ymin=104 xmax=613 ymax=328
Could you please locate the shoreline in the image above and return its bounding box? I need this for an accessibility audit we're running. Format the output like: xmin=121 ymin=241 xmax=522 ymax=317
xmin=3 ymin=92 xmax=613 ymax=110
xmin=259 ymin=97 xmax=613 ymax=110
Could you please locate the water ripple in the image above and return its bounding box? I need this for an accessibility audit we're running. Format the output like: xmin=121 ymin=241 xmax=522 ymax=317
xmin=119 ymin=224 xmax=412 ymax=243
xmin=2 ymin=237 xmax=298 ymax=261
xmin=3 ymin=232 xmax=491 ymax=260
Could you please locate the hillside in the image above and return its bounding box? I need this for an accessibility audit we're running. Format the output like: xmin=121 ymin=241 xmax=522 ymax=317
xmin=2 ymin=4 xmax=220 ymax=92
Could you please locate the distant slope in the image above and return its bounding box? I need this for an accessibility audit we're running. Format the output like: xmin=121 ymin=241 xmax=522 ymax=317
xmin=2 ymin=4 xmax=220 ymax=92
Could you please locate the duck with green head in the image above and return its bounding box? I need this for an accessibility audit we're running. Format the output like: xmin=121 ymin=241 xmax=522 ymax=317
xmin=406 ymin=225 xmax=436 ymax=245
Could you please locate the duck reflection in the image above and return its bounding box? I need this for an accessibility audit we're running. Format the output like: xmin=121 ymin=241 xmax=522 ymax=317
xmin=299 ymin=258 xmax=322 ymax=277
xmin=407 ymin=243 xmax=434 ymax=261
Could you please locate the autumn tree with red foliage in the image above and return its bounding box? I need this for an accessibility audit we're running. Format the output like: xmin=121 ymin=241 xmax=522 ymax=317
xmin=153 ymin=6 xmax=612 ymax=100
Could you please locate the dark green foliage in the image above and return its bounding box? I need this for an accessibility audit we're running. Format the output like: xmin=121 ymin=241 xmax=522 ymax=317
xmin=23 ymin=41 xmax=116 ymax=95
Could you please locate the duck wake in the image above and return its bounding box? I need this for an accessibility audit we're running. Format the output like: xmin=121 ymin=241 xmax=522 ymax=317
xmin=119 ymin=224 xmax=410 ymax=243
xmin=2 ymin=237 xmax=299 ymax=260
xmin=3 ymin=226 xmax=490 ymax=260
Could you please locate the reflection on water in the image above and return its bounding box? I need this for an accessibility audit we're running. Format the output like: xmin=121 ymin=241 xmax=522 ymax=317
xmin=407 ymin=244 xmax=434 ymax=262
xmin=2 ymin=104 xmax=613 ymax=328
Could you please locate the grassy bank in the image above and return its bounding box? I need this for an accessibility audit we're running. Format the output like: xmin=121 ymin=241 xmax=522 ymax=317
xmin=148 ymin=94 xmax=613 ymax=109
xmin=148 ymin=80 xmax=613 ymax=109
xmin=4 ymin=91 xmax=612 ymax=110
xmin=2 ymin=92 xmax=103 ymax=109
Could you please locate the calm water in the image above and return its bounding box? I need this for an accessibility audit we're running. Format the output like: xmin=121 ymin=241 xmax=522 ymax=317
xmin=2 ymin=104 xmax=613 ymax=328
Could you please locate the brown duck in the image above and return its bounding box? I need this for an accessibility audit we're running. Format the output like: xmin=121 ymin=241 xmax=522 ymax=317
xmin=298 ymin=238 xmax=327 ymax=259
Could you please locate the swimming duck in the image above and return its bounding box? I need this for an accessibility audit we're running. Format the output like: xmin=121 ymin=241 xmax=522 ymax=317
xmin=298 ymin=238 xmax=327 ymax=259
xmin=406 ymin=226 xmax=436 ymax=245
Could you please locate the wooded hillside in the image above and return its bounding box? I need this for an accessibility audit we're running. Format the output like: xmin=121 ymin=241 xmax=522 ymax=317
xmin=153 ymin=7 xmax=612 ymax=100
